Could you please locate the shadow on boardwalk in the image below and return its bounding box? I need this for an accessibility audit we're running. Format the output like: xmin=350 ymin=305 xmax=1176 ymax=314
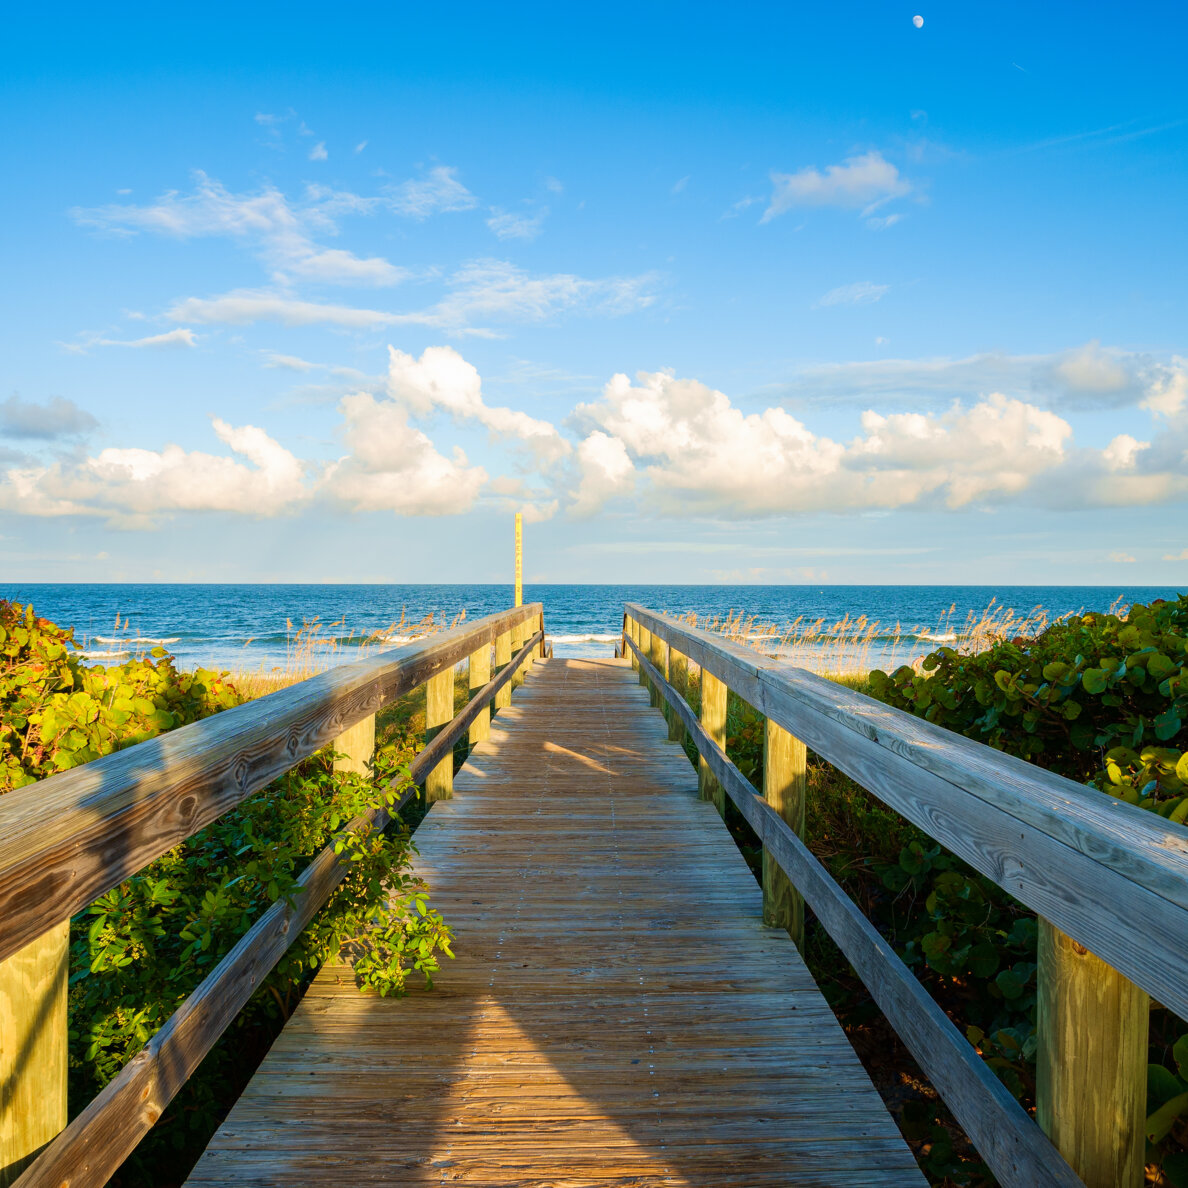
xmin=185 ymin=659 xmax=925 ymax=1187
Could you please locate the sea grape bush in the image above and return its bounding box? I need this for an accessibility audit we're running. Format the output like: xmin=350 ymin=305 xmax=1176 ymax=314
xmin=0 ymin=599 xmax=239 ymax=789
xmin=1 ymin=600 xmax=452 ymax=1184
xmin=696 ymin=598 xmax=1188 ymax=1183
xmin=868 ymin=594 xmax=1188 ymax=1184
xmin=867 ymin=594 xmax=1188 ymax=820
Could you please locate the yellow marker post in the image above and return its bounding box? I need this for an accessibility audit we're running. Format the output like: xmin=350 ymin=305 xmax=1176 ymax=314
xmin=514 ymin=512 xmax=523 ymax=607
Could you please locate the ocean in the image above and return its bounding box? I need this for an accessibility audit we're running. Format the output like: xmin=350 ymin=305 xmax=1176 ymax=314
xmin=3 ymin=583 xmax=1183 ymax=676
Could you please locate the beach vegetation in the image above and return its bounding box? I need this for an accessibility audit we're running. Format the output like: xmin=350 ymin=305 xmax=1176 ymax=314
xmin=0 ymin=599 xmax=452 ymax=1186
xmin=686 ymin=594 xmax=1188 ymax=1185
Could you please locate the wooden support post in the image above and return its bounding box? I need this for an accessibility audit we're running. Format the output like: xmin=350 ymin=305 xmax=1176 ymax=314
xmin=494 ymin=629 xmax=512 ymax=711
xmin=537 ymin=611 xmax=546 ymax=658
xmin=523 ymin=613 xmax=537 ymax=674
xmin=0 ymin=923 xmax=68 ymax=1188
xmin=638 ymin=627 xmax=652 ymax=690
xmin=424 ymin=669 xmax=454 ymax=802
xmin=1036 ymin=919 xmax=1148 ymax=1188
xmin=332 ymin=713 xmax=374 ymax=777
xmin=468 ymin=642 xmax=491 ymax=748
xmin=648 ymin=633 xmax=666 ymax=709
xmin=763 ymin=719 xmax=807 ymax=947
xmin=626 ymin=617 xmax=639 ymax=670
xmin=510 ymin=620 xmax=526 ymax=690
xmin=698 ymin=668 xmax=727 ymax=817
xmin=668 ymin=648 xmax=688 ymax=744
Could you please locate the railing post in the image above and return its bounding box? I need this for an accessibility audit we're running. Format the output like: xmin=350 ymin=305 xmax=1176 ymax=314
xmin=667 ymin=647 xmax=688 ymax=744
xmin=638 ymin=626 xmax=652 ymax=690
xmin=0 ymin=923 xmax=68 ymax=1187
xmin=494 ymin=628 xmax=512 ymax=710
xmin=1036 ymin=919 xmax=1149 ymax=1188
xmin=511 ymin=619 xmax=526 ymax=690
xmin=332 ymin=713 xmax=375 ymax=777
xmin=627 ymin=617 xmax=639 ymax=670
xmin=424 ymin=669 xmax=454 ymax=802
xmin=648 ymin=633 xmax=666 ymax=709
xmin=523 ymin=612 xmax=537 ymax=674
xmin=468 ymin=641 xmax=491 ymax=748
xmin=698 ymin=667 xmax=727 ymax=818
xmin=763 ymin=720 xmax=807 ymax=948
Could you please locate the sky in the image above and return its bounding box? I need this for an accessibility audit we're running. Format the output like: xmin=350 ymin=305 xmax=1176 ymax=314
xmin=2 ymin=1 xmax=1187 ymax=585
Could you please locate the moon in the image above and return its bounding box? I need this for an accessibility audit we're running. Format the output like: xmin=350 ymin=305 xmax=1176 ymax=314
xmin=913 ymin=14 xmax=924 ymax=27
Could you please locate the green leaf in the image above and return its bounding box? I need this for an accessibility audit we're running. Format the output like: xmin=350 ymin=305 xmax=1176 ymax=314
xmin=995 ymin=969 xmax=1026 ymax=999
xmin=1146 ymin=1090 xmax=1188 ymax=1143
xmin=1163 ymin=1152 xmax=1188 ymax=1188
xmin=1148 ymin=1063 xmax=1185 ymax=1109
xmin=1154 ymin=707 xmax=1183 ymax=741
xmin=1081 ymin=667 xmax=1108 ymax=694
xmin=1175 ymin=1034 xmax=1188 ymax=1081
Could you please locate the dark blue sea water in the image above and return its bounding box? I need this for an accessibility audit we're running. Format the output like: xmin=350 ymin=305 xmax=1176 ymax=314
xmin=2 ymin=583 xmax=1183 ymax=674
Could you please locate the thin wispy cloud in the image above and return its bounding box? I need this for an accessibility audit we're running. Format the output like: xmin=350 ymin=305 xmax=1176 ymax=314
xmin=763 ymin=151 xmax=912 ymax=223
xmin=308 ymin=141 xmax=328 ymax=161
xmin=72 ymin=172 xmax=407 ymax=287
xmin=1016 ymin=117 xmax=1187 ymax=155
xmin=775 ymin=342 xmax=1188 ymax=414
xmin=0 ymin=395 xmax=98 ymax=439
xmin=168 ymin=260 xmax=658 ymax=337
xmin=386 ymin=165 xmax=478 ymax=218
xmin=486 ymin=207 xmax=548 ymax=241
xmin=815 ymin=282 xmax=889 ymax=308
xmin=62 ymin=328 xmax=198 ymax=353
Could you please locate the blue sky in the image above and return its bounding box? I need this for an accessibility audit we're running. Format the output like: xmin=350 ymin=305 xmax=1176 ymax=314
xmin=2 ymin=1 xmax=1187 ymax=584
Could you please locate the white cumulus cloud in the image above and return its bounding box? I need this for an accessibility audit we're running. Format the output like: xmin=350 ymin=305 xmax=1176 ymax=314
xmin=0 ymin=419 xmax=307 ymax=521
xmin=322 ymin=392 xmax=487 ymax=515
xmin=387 ymin=345 xmax=569 ymax=463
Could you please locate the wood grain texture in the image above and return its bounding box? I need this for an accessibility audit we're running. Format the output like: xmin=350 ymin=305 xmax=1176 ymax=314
xmin=626 ymin=603 xmax=1188 ymax=1021
xmin=0 ymin=923 xmax=67 ymax=1188
xmin=648 ymin=632 xmax=665 ymax=710
xmin=424 ymin=669 xmax=454 ymax=803
xmin=494 ymin=629 xmax=513 ymax=711
xmin=331 ymin=714 xmax=374 ymax=778
xmin=668 ymin=649 xmax=688 ymax=746
xmin=763 ymin=719 xmax=806 ymax=947
xmin=468 ymin=644 xmax=492 ymax=747
xmin=698 ymin=668 xmax=727 ymax=817
xmin=11 ymin=633 xmax=543 ymax=1188
xmin=511 ymin=621 xmax=526 ymax=691
xmin=0 ymin=604 xmax=543 ymax=967
xmin=1036 ymin=919 xmax=1148 ymax=1188
xmin=627 ymin=635 xmax=1086 ymax=1188
xmin=186 ymin=658 xmax=924 ymax=1188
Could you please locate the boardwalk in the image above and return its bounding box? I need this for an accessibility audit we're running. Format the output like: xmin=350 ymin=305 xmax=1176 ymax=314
xmin=186 ymin=658 xmax=924 ymax=1187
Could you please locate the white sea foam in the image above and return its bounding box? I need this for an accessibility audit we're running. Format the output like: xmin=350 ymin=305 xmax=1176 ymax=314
xmin=94 ymin=635 xmax=180 ymax=645
xmin=79 ymin=648 xmax=131 ymax=659
xmin=915 ymin=631 xmax=958 ymax=643
xmin=549 ymin=633 xmax=620 ymax=644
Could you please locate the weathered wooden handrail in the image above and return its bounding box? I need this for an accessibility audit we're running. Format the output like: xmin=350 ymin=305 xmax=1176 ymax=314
xmin=12 ymin=627 xmax=544 ymax=1188
xmin=0 ymin=603 xmax=543 ymax=964
xmin=0 ymin=603 xmax=544 ymax=1186
xmin=624 ymin=603 xmax=1188 ymax=1188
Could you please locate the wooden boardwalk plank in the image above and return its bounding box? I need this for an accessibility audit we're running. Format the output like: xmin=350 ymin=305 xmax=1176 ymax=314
xmin=186 ymin=658 xmax=924 ymax=1187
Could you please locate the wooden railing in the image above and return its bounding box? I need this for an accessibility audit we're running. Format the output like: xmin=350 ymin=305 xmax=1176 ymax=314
xmin=0 ymin=603 xmax=545 ymax=1188
xmin=623 ymin=603 xmax=1188 ymax=1188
